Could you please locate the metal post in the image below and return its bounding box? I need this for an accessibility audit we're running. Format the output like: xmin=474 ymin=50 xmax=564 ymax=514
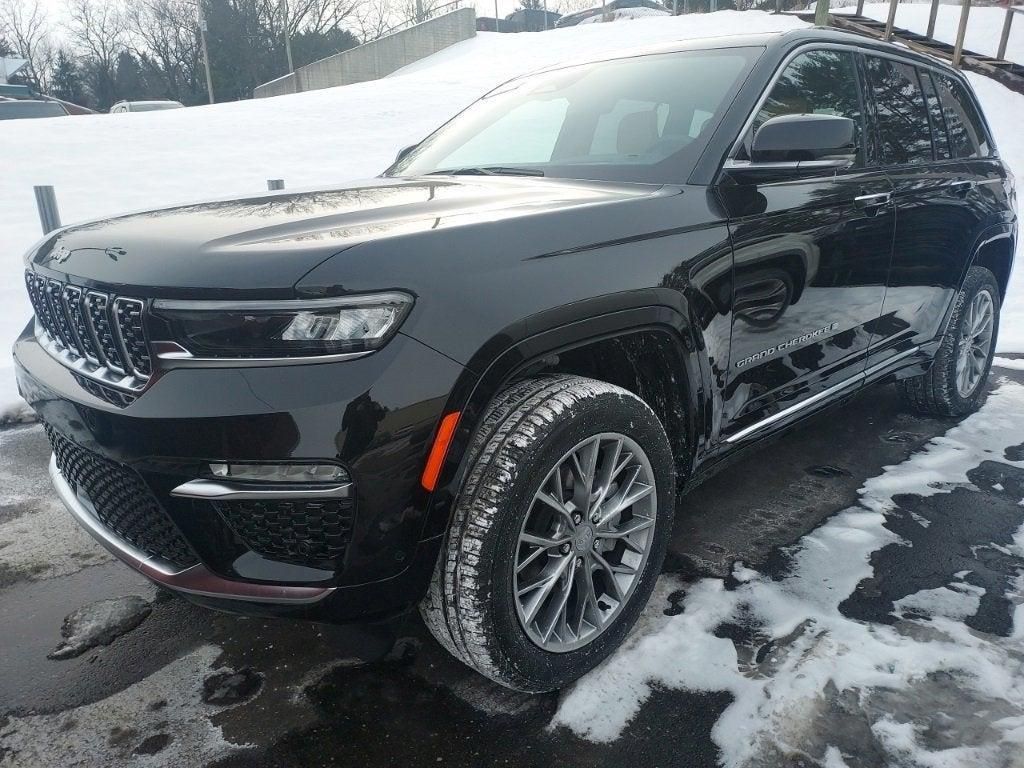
xmin=543 ymin=0 xmax=548 ymax=29
xmin=815 ymin=0 xmax=830 ymax=27
xmin=267 ymin=179 xmax=285 ymax=191
xmin=997 ymin=5 xmax=1014 ymax=60
xmin=883 ymin=0 xmax=899 ymax=40
xmin=494 ymin=0 xmax=499 ymax=28
xmin=34 ymin=186 xmax=61 ymax=234
xmin=952 ymin=0 xmax=971 ymax=68
xmin=280 ymin=0 xmax=295 ymax=73
xmin=926 ymin=0 xmax=940 ymax=38
xmin=856 ymin=0 xmax=865 ymax=16
xmin=197 ymin=1 xmax=215 ymax=104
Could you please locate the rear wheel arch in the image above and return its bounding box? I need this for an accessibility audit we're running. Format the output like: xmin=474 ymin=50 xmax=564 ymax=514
xmin=967 ymin=229 xmax=1015 ymax=300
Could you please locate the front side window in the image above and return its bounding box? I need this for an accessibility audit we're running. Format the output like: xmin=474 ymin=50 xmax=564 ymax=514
xmin=865 ymin=56 xmax=933 ymax=165
xmin=392 ymin=48 xmax=760 ymax=185
xmin=752 ymin=49 xmax=864 ymax=162
xmin=934 ymin=74 xmax=991 ymax=159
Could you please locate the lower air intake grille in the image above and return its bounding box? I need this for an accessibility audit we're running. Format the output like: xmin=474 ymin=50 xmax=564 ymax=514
xmin=46 ymin=425 xmax=198 ymax=568
xmin=213 ymin=498 xmax=355 ymax=569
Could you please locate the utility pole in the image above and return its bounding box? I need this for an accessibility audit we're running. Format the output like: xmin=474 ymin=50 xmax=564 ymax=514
xmin=814 ymin=0 xmax=830 ymax=26
xmin=280 ymin=0 xmax=295 ymax=73
xmin=197 ymin=1 xmax=215 ymax=104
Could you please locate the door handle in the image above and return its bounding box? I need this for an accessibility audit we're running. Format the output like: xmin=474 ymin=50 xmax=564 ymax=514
xmin=951 ymin=180 xmax=975 ymax=198
xmin=854 ymin=192 xmax=892 ymax=213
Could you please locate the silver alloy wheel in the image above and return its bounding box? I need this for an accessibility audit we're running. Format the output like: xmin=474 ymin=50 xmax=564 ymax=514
xmin=956 ymin=288 xmax=995 ymax=398
xmin=513 ymin=432 xmax=657 ymax=653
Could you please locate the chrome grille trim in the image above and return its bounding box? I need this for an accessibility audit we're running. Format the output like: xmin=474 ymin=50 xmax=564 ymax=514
xmin=25 ymin=271 xmax=153 ymax=395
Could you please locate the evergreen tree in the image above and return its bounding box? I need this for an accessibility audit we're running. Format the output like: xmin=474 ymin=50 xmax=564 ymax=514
xmin=50 ymin=48 xmax=87 ymax=106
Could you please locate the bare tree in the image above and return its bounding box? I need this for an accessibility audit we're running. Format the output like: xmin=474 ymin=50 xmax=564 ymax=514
xmin=351 ymin=0 xmax=396 ymax=40
xmin=0 ymin=0 xmax=56 ymax=90
xmin=125 ymin=0 xmax=203 ymax=101
xmin=66 ymin=0 xmax=128 ymax=108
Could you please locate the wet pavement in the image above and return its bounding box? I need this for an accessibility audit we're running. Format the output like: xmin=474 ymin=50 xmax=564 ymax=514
xmin=2 ymin=366 xmax=1023 ymax=768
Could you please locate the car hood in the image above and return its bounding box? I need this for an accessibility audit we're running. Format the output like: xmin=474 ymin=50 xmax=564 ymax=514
xmin=27 ymin=176 xmax=666 ymax=297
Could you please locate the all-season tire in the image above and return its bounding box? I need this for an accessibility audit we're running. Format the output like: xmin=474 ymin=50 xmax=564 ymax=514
xmin=420 ymin=375 xmax=676 ymax=692
xmin=899 ymin=266 xmax=1000 ymax=417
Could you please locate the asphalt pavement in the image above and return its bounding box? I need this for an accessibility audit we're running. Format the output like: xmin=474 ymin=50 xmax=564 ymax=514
xmin=2 ymin=367 xmax=1023 ymax=768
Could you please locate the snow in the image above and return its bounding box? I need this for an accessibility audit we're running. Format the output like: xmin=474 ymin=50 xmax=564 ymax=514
xmin=0 ymin=644 xmax=246 ymax=766
xmin=995 ymin=356 xmax=1024 ymax=371
xmin=0 ymin=8 xmax=1021 ymax=419
xmin=842 ymin=3 xmax=1024 ymax=64
xmin=49 ymin=595 xmax=153 ymax=660
xmin=552 ymin=377 xmax=1024 ymax=766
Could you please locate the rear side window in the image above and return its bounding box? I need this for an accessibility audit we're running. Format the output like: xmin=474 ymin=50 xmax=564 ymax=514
xmin=919 ymin=70 xmax=951 ymax=160
xmin=933 ymin=74 xmax=991 ymax=158
xmin=865 ymin=56 xmax=933 ymax=165
xmin=754 ymin=49 xmax=863 ymax=163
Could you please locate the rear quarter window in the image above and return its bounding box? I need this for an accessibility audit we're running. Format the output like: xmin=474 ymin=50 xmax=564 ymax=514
xmin=933 ymin=74 xmax=991 ymax=159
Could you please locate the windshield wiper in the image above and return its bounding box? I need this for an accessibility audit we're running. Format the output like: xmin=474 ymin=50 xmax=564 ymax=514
xmin=425 ymin=166 xmax=545 ymax=177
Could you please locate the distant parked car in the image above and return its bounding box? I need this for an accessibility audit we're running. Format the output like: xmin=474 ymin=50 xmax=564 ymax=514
xmin=0 ymin=83 xmax=93 ymax=115
xmin=0 ymin=99 xmax=69 ymax=120
xmin=109 ymin=100 xmax=184 ymax=114
xmin=557 ymin=0 xmax=667 ymax=27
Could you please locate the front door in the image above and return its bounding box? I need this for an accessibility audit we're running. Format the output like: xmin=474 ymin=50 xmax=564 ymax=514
xmin=717 ymin=48 xmax=895 ymax=444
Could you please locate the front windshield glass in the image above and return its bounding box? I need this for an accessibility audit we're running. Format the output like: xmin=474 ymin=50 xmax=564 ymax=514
xmin=391 ymin=47 xmax=761 ymax=185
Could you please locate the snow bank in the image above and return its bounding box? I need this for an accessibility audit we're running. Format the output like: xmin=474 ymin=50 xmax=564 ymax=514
xmin=1 ymin=8 xmax=1021 ymax=418
xmin=552 ymin=378 xmax=1024 ymax=766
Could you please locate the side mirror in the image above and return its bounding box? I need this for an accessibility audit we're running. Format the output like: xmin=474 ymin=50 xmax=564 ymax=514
xmin=724 ymin=114 xmax=857 ymax=175
xmin=394 ymin=143 xmax=418 ymax=166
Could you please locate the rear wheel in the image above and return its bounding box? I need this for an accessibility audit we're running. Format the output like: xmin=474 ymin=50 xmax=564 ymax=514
xmin=421 ymin=375 xmax=676 ymax=692
xmin=899 ymin=266 xmax=1000 ymax=417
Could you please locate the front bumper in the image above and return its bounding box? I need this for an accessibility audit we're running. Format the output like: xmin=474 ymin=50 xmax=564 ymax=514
xmin=50 ymin=455 xmax=332 ymax=604
xmin=16 ymin=322 xmax=469 ymax=620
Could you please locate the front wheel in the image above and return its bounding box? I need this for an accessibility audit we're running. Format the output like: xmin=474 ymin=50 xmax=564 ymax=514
xmin=899 ymin=266 xmax=1000 ymax=417
xmin=421 ymin=375 xmax=676 ymax=692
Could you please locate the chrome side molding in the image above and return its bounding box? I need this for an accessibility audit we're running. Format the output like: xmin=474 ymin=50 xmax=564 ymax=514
xmin=170 ymin=478 xmax=353 ymax=500
xmin=725 ymin=346 xmax=921 ymax=444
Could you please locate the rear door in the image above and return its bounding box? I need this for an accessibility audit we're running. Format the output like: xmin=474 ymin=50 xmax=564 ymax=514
xmin=717 ymin=47 xmax=895 ymax=444
xmin=866 ymin=56 xmax=982 ymax=361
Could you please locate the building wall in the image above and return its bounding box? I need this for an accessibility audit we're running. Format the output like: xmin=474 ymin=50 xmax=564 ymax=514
xmin=255 ymin=8 xmax=476 ymax=99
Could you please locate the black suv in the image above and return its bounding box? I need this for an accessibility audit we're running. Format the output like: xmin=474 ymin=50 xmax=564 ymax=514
xmin=14 ymin=29 xmax=1016 ymax=692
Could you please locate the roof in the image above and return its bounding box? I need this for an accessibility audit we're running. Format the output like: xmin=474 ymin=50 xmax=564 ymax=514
xmin=523 ymin=27 xmax=958 ymax=80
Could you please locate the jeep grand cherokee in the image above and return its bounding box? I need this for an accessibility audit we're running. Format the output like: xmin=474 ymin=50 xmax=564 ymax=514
xmin=14 ymin=29 xmax=1016 ymax=692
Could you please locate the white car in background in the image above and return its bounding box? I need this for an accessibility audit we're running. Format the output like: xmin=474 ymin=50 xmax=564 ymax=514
xmin=109 ymin=100 xmax=184 ymax=114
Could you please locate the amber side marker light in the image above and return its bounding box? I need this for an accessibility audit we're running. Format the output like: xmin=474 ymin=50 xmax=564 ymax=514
xmin=421 ymin=411 xmax=461 ymax=492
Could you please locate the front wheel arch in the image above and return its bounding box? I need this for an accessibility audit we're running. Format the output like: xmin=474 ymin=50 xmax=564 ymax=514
xmin=419 ymin=308 xmax=705 ymax=543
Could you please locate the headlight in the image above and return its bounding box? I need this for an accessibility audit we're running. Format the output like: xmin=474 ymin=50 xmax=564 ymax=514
xmin=151 ymin=292 xmax=413 ymax=359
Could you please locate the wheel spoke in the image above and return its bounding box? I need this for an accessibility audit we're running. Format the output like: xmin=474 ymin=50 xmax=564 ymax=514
xmin=514 ymin=431 xmax=657 ymax=652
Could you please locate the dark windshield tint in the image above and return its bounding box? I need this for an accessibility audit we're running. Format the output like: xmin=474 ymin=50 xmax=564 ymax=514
xmin=391 ymin=48 xmax=761 ymax=185
xmin=0 ymin=101 xmax=67 ymax=120
xmin=865 ymin=56 xmax=932 ymax=165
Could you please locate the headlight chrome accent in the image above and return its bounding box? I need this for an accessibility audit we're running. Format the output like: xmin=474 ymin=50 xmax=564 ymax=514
xmin=150 ymin=291 xmax=413 ymax=362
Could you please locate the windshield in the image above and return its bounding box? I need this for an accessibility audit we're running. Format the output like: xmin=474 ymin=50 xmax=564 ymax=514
xmin=390 ymin=47 xmax=760 ymax=185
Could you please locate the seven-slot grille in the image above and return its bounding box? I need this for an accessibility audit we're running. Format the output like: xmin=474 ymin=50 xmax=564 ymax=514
xmin=25 ymin=271 xmax=152 ymax=385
